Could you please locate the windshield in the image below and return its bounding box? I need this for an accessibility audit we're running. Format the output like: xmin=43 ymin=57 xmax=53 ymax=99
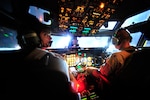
xmin=0 ymin=6 xmax=149 ymax=51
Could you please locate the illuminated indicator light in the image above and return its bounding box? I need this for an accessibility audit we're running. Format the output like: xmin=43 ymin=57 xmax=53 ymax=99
xmin=77 ymin=84 xmax=80 ymax=88
xmin=81 ymin=97 xmax=87 ymax=100
xmin=84 ymin=53 xmax=86 ymax=57
xmin=82 ymin=27 xmax=91 ymax=34
xmin=93 ymin=12 xmax=100 ymax=16
xmin=70 ymin=26 xmax=78 ymax=29
xmin=69 ymin=30 xmax=76 ymax=33
xmin=77 ymin=65 xmax=82 ymax=69
xmin=77 ymin=82 xmax=85 ymax=92
xmin=82 ymin=31 xmax=89 ymax=34
xmin=84 ymin=27 xmax=91 ymax=30
xmin=78 ymin=52 xmax=82 ymax=56
xmin=90 ymin=94 xmax=97 ymax=98
xmin=69 ymin=26 xmax=78 ymax=33
xmin=4 ymin=33 xmax=9 ymax=37
xmin=100 ymin=2 xmax=105 ymax=9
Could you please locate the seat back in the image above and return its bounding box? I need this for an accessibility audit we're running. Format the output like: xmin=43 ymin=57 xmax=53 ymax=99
xmin=0 ymin=50 xmax=79 ymax=100
xmin=109 ymin=48 xmax=150 ymax=100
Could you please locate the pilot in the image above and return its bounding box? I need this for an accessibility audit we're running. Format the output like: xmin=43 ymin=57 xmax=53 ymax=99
xmin=14 ymin=23 xmax=80 ymax=99
xmin=37 ymin=26 xmax=79 ymax=93
xmin=86 ymin=28 xmax=137 ymax=98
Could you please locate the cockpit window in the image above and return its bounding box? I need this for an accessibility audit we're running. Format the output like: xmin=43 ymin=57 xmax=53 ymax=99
xmin=121 ymin=9 xmax=150 ymax=28
xmin=28 ymin=6 xmax=52 ymax=25
xmin=77 ymin=36 xmax=110 ymax=48
xmin=0 ymin=26 xmax=21 ymax=51
xmin=143 ymin=40 xmax=150 ymax=47
xmin=130 ymin=32 xmax=142 ymax=46
xmin=99 ymin=21 xmax=118 ymax=31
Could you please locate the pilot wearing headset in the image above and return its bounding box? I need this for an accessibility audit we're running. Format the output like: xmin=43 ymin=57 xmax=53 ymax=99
xmin=99 ymin=28 xmax=137 ymax=79
xmin=15 ymin=24 xmax=80 ymax=99
xmin=86 ymin=28 xmax=137 ymax=98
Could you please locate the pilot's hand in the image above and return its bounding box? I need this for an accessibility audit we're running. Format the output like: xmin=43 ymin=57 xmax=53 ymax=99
xmin=85 ymin=67 xmax=98 ymax=75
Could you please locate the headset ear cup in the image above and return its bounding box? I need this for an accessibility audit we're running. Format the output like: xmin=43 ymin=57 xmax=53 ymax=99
xmin=17 ymin=34 xmax=27 ymax=48
xmin=17 ymin=31 xmax=41 ymax=48
xmin=117 ymin=37 xmax=121 ymax=45
xmin=112 ymin=36 xmax=120 ymax=45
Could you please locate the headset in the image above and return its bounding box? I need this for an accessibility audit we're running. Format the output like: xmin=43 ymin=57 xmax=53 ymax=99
xmin=112 ymin=28 xmax=132 ymax=46
xmin=17 ymin=30 xmax=41 ymax=48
